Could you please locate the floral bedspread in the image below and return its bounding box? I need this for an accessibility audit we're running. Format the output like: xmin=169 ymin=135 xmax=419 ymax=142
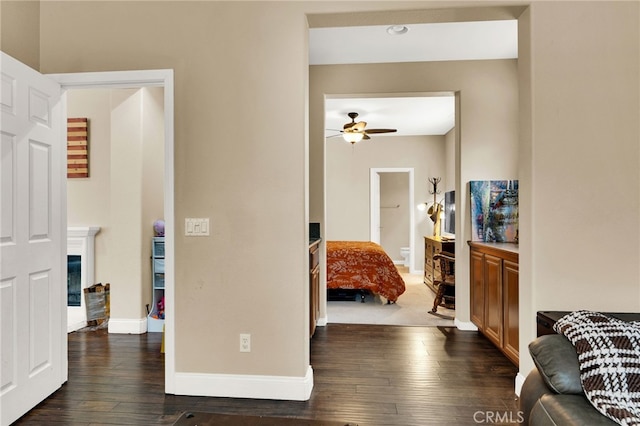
xmin=326 ymin=241 xmax=406 ymax=302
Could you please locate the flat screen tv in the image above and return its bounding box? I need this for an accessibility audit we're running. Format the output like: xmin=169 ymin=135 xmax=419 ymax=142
xmin=444 ymin=190 xmax=455 ymax=235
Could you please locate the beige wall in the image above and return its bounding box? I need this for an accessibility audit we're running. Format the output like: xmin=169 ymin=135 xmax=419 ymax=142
xmin=36 ymin=1 xmax=314 ymax=381
xmin=67 ymin=88 xmax=165 ymax=328
xmin=444 ymin=128 xmax=456 ymax=193
xmin=0 ymin=0 xmax=39 ymax=70
xmin=141 ymin=88 xmax=166 ymax=319
xmin=3 ymin=0 xmax=639 ymax=399
xmin=517 ymin=1 xmax=640 ymax=380
xmin=67 ymin=89 xmax=112 ymax=279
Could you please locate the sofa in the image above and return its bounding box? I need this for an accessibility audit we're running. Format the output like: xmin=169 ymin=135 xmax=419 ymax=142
xmin=520 ymin=310 xmax=640 ymax=426
xmin=520 ymin=333 xmax=618 ymax=425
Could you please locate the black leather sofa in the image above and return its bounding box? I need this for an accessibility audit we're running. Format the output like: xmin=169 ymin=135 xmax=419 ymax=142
xmin=519 ymin=333 xmax=617 ymax=425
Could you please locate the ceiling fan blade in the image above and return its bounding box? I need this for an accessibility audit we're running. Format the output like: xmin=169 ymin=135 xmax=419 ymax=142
xmin=339 ymin=113 xmax=397 ymax=141
xmin=351 ymin=121 xmax=367 ymax=132
xmin=365 ymin=128 xmax=397 ymax=134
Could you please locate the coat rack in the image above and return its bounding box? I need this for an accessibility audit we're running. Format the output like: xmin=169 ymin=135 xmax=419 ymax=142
xmin=429 ymin=177 xmax=441 ymax=205
xmin=428 ymin=177 xmax=443 ymax=237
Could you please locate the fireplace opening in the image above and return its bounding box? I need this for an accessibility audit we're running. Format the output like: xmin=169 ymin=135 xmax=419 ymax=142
xmin=68 ymin=255 xmax=82 ymax=307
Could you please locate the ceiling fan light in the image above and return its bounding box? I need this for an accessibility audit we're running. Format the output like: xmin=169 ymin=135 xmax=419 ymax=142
xmin=343 ymin=132 xmax=364 ymax=144
xmin=386 ymin=25 xmax=409 ymax=35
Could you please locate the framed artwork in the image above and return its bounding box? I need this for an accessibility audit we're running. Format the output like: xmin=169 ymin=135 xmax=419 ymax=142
xmin=470 ymin=180 xmax=518 ymax=243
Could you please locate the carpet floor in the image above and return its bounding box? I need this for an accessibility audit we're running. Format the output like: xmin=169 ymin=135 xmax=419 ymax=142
xmin=326 ymin=267 xmax=455 ymax=327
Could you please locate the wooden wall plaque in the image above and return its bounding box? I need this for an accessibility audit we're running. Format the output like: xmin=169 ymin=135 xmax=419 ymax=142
xmin=67 ymin=118 xmax=89 ymax=178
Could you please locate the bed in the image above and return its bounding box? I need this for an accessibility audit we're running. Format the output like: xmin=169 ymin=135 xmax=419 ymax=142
xmin=326 ymin=241 xmax=406 ymax=303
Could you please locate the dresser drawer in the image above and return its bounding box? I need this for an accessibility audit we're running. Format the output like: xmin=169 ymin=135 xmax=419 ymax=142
xmin=424 ymin=236 xmax=454 ymax=289
xmin=424 ymin=270 xmax=433 ymax=283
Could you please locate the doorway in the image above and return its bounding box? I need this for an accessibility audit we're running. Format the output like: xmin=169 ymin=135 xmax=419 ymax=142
xmin=64 ymin=87 xmax=165 ymax=334
xmin=369 ymin=168 xmax=415 ymax=272
xmin=49 ymin=69 xmax=176 ymax=392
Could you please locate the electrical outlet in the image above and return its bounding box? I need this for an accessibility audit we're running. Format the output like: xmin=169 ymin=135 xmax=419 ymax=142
xmin=240 ymin=334 xmax=251 ymax=352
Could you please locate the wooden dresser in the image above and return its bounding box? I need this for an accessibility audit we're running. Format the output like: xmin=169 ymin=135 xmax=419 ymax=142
xmin=469 ymin=241 xmax=519 ymax=366
xmin=423 ymin=236 xmax=455 ymax=305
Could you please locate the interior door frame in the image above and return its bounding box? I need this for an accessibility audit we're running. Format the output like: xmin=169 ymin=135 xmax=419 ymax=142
xmin=47 ymin=69 xmax=176 ymax=393
xmin=370 ymin=167 xmax=415 ymax=272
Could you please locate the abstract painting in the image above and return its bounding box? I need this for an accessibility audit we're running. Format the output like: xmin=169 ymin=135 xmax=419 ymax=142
xmin=470 ymin=180 xmax=519 ymax=243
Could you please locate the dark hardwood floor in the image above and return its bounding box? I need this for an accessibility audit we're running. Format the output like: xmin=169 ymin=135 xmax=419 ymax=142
xmin=14 ymin=324 xmax=520 ymax=426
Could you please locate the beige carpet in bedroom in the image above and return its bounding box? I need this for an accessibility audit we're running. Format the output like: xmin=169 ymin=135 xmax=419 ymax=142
xmin=326 ymin=266 xmax=456 ymax=327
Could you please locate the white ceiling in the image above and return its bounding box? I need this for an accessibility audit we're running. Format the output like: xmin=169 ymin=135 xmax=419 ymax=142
xmin=312 ymin=20 xmax=518 ymax=137
xmin=325 ymin=96 xmax=456 ymax=138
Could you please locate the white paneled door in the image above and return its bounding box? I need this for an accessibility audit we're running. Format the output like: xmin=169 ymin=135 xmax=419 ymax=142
xmin=1 ymin=52 xmax=66 ymax=425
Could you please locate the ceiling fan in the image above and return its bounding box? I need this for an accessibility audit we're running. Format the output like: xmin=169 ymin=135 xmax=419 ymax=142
xmin=329 ymin=112 xmax=397 ymax=144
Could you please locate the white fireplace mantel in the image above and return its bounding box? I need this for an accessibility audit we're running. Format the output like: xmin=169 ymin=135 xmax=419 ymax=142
xmin=67 ymin=226 xmax=101 ymax=332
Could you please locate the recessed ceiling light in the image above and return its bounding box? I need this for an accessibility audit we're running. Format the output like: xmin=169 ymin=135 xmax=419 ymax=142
xmin=386 ymin=25 xmax=409 ymax=35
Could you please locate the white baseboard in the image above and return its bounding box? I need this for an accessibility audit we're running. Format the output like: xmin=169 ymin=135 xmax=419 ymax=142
xmin=173 ymin=366 xmax=314 ymax=401
xmin=515 ymin=371 xmax=526 ymax=396
xmin=108 ymin=317 xmax=147 ymax=334
xmin=454 ymin=318 xmax=479 ymax=331
xmin=317 ymin=315 xmax=327 ymax=327
xmin=67 ymin=320 xmax=87 ymax=333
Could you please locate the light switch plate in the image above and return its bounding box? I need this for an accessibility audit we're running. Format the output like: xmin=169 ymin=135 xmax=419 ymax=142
xmin=185 ymin=218 xmax=210 ymax=236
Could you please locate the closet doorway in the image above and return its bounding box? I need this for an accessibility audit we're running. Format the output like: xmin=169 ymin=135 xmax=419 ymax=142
xmin=370 ymin=168 xmax=415 ymax=272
